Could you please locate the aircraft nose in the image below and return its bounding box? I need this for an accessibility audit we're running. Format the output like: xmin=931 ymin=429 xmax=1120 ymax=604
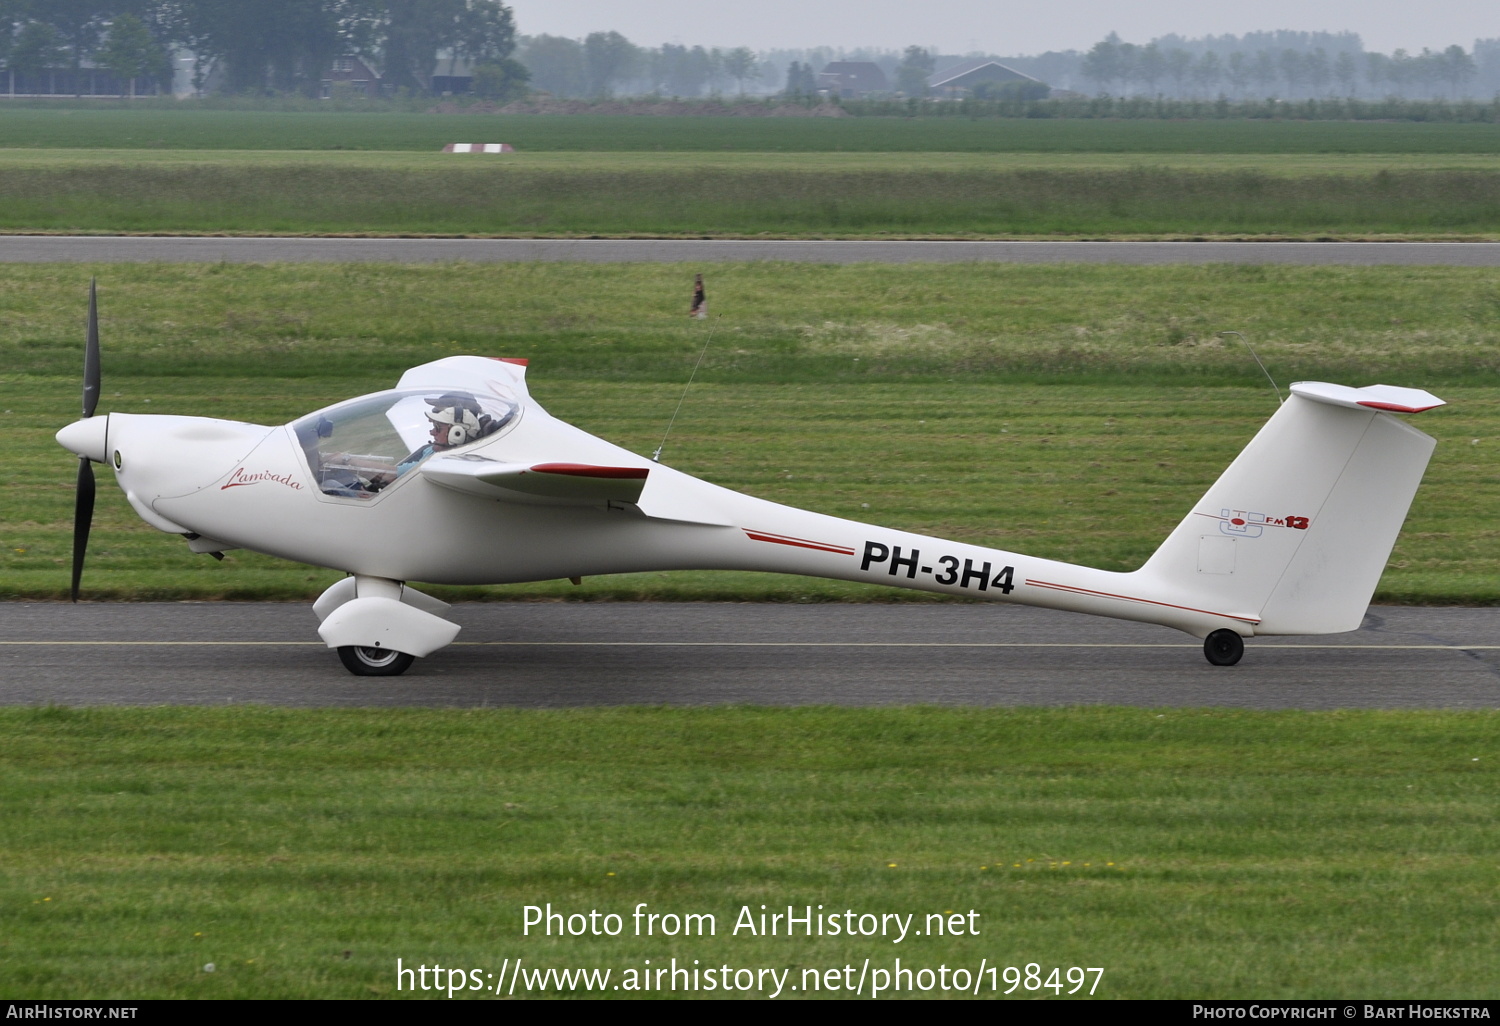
xmin=57 ymin=416 xmax=109 ymax=463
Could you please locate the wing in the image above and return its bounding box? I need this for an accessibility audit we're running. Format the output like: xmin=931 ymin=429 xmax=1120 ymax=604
xmin=420 ymin=455 xmax=649 ymax=506
xmin=398 ymin=355 xmax=733 ymax=525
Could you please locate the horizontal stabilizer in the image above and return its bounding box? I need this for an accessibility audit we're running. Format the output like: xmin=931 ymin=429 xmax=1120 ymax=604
xmin=1290 ymin=381 xmax=1445 ymax=414
xmin=421 ymin=455 xmax=649 ymax=505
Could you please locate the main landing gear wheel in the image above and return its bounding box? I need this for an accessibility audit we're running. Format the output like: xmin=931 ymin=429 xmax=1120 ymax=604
xmin=1203 ymin=629 xmax=1245 ymax=666
xmin=338 ymin=646 xmax=415 ymax=677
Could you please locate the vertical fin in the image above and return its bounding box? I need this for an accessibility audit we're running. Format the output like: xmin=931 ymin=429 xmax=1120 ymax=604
xmin=1136 ymin=384 xmax=1441 ymax=635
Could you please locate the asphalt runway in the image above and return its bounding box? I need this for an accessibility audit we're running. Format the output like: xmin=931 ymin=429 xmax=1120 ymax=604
xmin=5 ymin=237 xmax=1500 ymax=265
xmin=2 ymin=602 xmax=1496 ymax=709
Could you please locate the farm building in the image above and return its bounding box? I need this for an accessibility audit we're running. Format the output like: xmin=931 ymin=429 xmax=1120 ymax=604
xmin=927 ymin=59 xmax=1045 ymax=97
xmin=430 ymin=57 xmax=477 ymax=96
xmin=322 ymin=55 xmax=500 ymax=97
xmin=2 ymin=59 xmax=171 ymax=97
xmin=321 ymin=55 xmax=382 ymax=98
xmin=817 ymin=61 xmax=889 ymax=98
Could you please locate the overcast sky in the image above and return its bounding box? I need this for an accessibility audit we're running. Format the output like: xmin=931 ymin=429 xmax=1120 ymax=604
xmin=506 ymin=1 xmax=1496 ymax=56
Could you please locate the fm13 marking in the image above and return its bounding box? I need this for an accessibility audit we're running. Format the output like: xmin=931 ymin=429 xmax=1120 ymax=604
xmin=861 ymin=542 xmax=1015 ymax=595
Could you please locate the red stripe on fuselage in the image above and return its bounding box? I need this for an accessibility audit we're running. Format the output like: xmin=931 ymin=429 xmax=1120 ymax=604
xmin=1025 ymin=578 xmax=1260 ymax=624
xmin=743 ymin=529 xmax=855 ymax=556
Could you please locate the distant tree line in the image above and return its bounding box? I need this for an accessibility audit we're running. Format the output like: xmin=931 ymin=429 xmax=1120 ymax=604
xmin=839 ymin=93 xmax=1500 ymax=123
xmin=0 ymin=0 xmax=527 ymax=98
xmin=7 ymin=10 xmax=1497 ymax=107
xmin=517 ymin=39 xmax=1021 ymax=101
xmin=513 ymin=29 xmax=1500 ymax=105
xmin=516 ymin=33 xmax=761 ymax=98
xmin=663 ymin=31 xmax=1500 ymax=104
xmin=1076 ymin=31 xmax=1498 ymax=101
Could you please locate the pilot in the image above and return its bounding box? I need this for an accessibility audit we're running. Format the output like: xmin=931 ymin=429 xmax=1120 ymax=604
xmin=321 ymin=393 xmax=498 ymax=495
xmin=394 ymin=393 xmax=495 ymax=474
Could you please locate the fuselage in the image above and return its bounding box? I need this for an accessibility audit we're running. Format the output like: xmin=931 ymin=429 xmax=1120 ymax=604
xmin=78 ymin=393 xmax=1254 ymax=642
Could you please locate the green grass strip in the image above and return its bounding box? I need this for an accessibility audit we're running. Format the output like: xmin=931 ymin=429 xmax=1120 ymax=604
xmin=3 ymin=158 xmax=1499 ymax=237
xmin=5 ymin=109 xmax=1500 ymax=153
xmin=1 ymin=705 xmax=1497 ymax=998
xmin=4 ymin=261 xmax=1500 ymax=383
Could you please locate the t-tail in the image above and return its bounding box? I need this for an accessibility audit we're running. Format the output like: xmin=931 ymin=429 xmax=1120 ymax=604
xmin=1135 ymin=381 xmax=1444 ymax=644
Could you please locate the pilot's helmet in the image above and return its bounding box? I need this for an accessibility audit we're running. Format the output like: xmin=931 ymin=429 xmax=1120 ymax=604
xmin=425 ymin=393 xmax=489 ymax=447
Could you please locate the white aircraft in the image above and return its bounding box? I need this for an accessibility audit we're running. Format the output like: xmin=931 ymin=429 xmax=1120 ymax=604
xmin=57 ymin=284 xmax=1445 ymax=675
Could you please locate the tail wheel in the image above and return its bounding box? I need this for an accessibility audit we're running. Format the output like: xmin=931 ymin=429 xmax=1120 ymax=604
xmin=338 ymin=645 xmax=415 ymax=677
xmin=1203 ymin=629 xmax=1245 ymax=667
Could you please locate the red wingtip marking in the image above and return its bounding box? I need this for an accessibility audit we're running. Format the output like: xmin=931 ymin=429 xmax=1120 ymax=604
xmin=530 ymin=463 xmax=649 ymax=479
xmin=1357 ymin=400 xmax=1439 ymax=413
xmin=492 ymin=357 xmax=529 ymax=366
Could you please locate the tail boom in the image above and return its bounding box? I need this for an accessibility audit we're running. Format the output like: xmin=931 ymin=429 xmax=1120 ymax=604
xmin=647 ymin=381 xmax=1442 ymax=640
xmin=641 ymin=493 xmax=1262 ymax=639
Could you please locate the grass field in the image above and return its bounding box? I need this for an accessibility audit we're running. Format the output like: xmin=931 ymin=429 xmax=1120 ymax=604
xmin=3 ymin=109 xmax=1500 ymax=238
xmin=4 ymin=262 xmax=1496 ymax=603
xmin=2 ymin=705 xmax=1497 ymax=999
xmin=6 ymin=108 xmax=1500 ymax=153
xmin=5 ymin=261 xmax=1500 ymax=382
xmin=4 ymin=156 xmax=1499 ymax=238
xmin=10 ymin=149 xmax=1500 ymax=172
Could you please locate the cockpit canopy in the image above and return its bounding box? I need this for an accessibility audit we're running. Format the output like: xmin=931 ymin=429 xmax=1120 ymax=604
xmin=292 ymin=387 xmax=519 ymax=499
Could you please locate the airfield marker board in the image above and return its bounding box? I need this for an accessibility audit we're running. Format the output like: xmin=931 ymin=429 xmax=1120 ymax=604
xmin=442 ymin=143 xmax=514 ymax=153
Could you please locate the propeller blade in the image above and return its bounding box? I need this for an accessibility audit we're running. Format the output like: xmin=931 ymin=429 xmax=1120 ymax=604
xmin=71 ymin=457 xmax=95 ymax=603
xmin=83 ymin=278 xmax=100 ymax=419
